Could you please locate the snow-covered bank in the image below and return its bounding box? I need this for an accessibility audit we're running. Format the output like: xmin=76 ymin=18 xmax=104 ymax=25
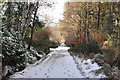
xmin=74 ymin=56 xmax=106 ymax=78
xmin=10 ymin=44 xmax=106 ymax=78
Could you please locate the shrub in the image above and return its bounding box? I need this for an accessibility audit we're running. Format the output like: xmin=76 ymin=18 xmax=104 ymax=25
xmin=2 ymin=28 xmax=26 ymax=72
xmin=2 ymin=28 xmax=39 ymax=76
xmin=26 ymin=28 xmax=58 ymax=54
xmin=92 ymin=51 xmax=120 ymax=79
xmin=102 ymin=48 xmax=120 ymax=69
xmin=70 ymin=40 xmax=102 ymax=56
xmin=31 ymin=39 xmax=58 ymax=54
xmin=33 ymin=28 xmax=49 ymax=41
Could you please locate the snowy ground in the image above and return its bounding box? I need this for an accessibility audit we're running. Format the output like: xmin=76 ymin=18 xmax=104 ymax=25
xmin=10 ymin=44 xmax=106 ymax=78
xmin=74 ymin=56 xmax=106 ymax=78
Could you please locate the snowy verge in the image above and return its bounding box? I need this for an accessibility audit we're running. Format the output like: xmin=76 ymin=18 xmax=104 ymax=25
xmin=73 ymin=56 xmax=107 ymax=78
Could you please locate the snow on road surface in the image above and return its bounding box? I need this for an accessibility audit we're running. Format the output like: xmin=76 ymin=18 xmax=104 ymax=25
xmin=10 ymin=44 xmax=106 ymax=78
xmin=11 ymin=45 xmax=82 ymax=78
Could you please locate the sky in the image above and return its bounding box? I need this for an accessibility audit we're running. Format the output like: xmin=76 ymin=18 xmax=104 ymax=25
xmin=38 ymin=0 xmax=67 ymax=26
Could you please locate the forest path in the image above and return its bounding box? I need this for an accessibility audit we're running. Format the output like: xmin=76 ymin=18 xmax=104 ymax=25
xmin=10 ymin=44 xmax=83 ymax=78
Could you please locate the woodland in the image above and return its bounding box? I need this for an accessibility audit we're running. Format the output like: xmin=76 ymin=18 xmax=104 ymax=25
xmin=0 ymin=1 xmax=120 ymax=79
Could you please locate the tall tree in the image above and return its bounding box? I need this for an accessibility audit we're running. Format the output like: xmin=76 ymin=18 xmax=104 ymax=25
xmin=28 ymin=2 xmax=39 ymax=49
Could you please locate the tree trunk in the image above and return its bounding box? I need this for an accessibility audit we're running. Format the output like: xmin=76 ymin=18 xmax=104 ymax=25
xmin=21 ymin=3 xmax=27 ymax=36
xmin=28 ymin=2 xmax=39 ymax=50
xmin=22 ymin=3 xmax=32 ymax=41
xmin=86 ymin=3 xmax=89 ymax=43
xmin=97 ymin=2 xmax=101 ymax=29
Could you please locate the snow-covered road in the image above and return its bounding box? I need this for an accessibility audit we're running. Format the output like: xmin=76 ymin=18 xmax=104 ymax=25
xmin=11 ymin=50 xmax=83 ymax=78
xmin=10 ymin=44 xmax=106 ymax=78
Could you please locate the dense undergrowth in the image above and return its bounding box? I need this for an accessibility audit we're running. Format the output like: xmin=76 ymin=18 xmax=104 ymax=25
xmin=69 ymin=40 xmax=120 ymax=79
xmin=2 ymin=28 xmax=39 ymax=77
xmin=25 ymin=38 xmax=58 ymax=55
